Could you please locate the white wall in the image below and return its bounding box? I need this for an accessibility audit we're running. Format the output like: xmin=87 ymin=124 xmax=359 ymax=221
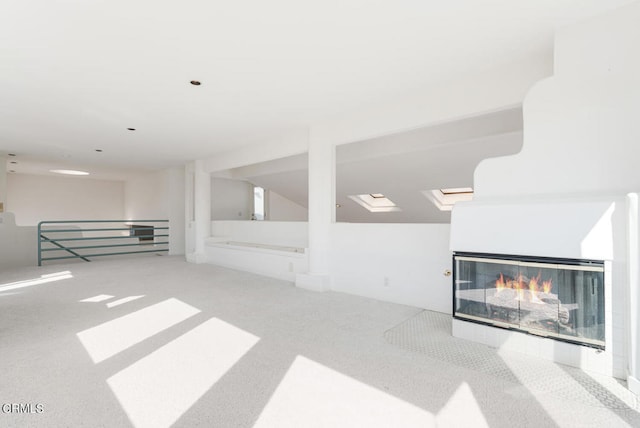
xmin=7 ymin=173 xmax=124 ymax=226
xmin=125 ymin=167 xmax=186 ymax=255
xmin=629 ymin=193 xmax=640 ymax=394
xmin=124 ymin=172 xmax=166 ymax=220
xmin=329 ymin=223 xmax=452 ymax=313
xmin=475 ymin=2 xmax=640 ymax=198
xmin=211 ymin=220 xmax=308 ymax=248
xmin=0 ymin=212 xmax=37 ymax=269
xmin=555 ymin=1 xmax=640 ymax=78
xmin=450 ymin=197 xmax=621 ymax=261
xmin=207 ymin=221 xmax=452 ymax=313
xmin=165 ymin=168 xmax=186 ymax=256
xmin=204 ymin=243 xmax=308 ymax=282
xmin=0 ymin=155 xmax=7 ymax=212
xmin=206 ymin=220 xmax=309 ymax=281
xmin=268 ymin=190 xmax=307 ymax=221
xmin=211 ymin=177 xmax=253 ymax=220
xmin=193 ymin=18 xmax=551 ymax=310
xmin=449 ymin=3 xmax=640 ymax=379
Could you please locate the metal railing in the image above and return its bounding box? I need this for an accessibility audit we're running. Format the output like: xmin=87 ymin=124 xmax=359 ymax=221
xmin=38 ymin=220 xmax=169 ymax=266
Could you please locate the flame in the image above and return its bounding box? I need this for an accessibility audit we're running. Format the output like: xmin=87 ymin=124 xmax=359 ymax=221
xmin=528 ymin=272 xmax=544 ymax=304
xmin=514 ymin=274 xmax=525 ymax=300
xmin=493 ymin=271 xmax=552 ymax=302
xmin=528 ymin=272 xmax=540 ymax=294
xmin=529 ymin=274 xmax=539 ymax=290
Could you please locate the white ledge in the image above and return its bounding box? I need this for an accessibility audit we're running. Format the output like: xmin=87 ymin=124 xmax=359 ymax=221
xmin=205 ymin=238 xmax=306 ymax=256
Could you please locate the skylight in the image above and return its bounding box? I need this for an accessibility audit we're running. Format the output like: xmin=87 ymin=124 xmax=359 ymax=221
xmin=348 ymin=194 xmax=402 ymax=213
xmin=440 ymin=187 xmax=473 ymax=195
xmin=423 ymin=187 xmax=473 ymax=211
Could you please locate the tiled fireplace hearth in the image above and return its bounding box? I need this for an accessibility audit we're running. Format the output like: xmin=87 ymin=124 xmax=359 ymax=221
xmin=453 ymin=252 xmax=605 ymax=350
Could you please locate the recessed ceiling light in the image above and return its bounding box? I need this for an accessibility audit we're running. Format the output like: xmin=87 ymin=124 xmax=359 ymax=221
xmin=8 ymin=153 xmax=16 ymax=157
xmin=50 ymin=169 xmax=90 ymax=176
xmin=10 ymin=161 xmax=17 ymax=164
xmin=127 ymin=128 xmax=136 ymax=131
xmin=95 ymin=149 xmax=103 ymax=152
xmin=190 ymin=80 xmax=201 ymax=86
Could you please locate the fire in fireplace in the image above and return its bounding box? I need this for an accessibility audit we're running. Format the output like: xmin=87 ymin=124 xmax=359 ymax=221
xmin=453 ymin=252 xmax=605 ymax=349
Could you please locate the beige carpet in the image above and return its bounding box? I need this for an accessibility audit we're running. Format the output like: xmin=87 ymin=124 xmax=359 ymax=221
xmin=1 ymin=256 xmax=639 ymax=427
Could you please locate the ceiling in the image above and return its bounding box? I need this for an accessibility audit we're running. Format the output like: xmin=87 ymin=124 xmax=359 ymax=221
xmin=1 ymin=1 xmax=634 ymax=179
xmin=228 ymin=108 xmax=523 ymax=223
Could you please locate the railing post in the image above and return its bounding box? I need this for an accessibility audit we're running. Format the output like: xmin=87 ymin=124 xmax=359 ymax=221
xmin=37 ymin=221 xmax=42 ymax=266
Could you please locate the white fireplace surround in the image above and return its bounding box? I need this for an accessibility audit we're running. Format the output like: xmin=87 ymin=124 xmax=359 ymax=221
xmin=451 ymin=196 xmax=624 ymax=377
xmin=449 ymin=2 xmax=640 ymax=385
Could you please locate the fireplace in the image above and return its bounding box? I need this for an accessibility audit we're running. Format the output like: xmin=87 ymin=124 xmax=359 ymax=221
xmin=453 ymin=252 xmax=605 ymax=349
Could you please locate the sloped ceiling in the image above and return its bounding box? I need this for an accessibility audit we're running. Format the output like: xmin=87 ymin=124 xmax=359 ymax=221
xmin=230 ymin=108 xmax=523 ymax=223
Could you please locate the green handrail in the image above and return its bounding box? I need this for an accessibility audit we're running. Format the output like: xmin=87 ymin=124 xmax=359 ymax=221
xmin=38 ymin=220 xmax=169 ymax=266
xmin=40 ymin=234 xmax=91 ymax=262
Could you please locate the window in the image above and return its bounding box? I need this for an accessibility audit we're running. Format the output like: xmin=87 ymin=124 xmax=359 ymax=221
xmin=253 ymin=186 xmax=265 ymax=220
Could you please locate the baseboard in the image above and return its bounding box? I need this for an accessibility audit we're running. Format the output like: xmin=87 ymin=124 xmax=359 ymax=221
xmin=628 ymin=375 xmax=640 ymax=396
xmin=185 ymin=252 xmax=207 ymax=264
xmin=295 ymin=273 xmax=330 ymax=292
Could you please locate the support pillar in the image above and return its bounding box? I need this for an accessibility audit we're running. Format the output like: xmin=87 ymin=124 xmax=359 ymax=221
xmin=628 ymin=193 xmax=640 ymax=395
xmin=166 ymin=166 xmax=186 ymax=256
xmin=186 ymin=160 xmax=211 ymax=263
xmin=296 ymin=136 xmax=334 ymax=291
xmin=0 ymin=154 xmax=7 ymax=213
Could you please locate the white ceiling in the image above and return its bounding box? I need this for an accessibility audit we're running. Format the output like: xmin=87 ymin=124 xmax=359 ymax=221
xmin=229 ymin=108 xmax=523 ymax=223
xmin=1 ymin=1 xmax=634 ymax=178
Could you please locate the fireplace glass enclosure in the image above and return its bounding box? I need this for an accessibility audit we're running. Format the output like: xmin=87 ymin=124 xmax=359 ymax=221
xmin=453 ymin=252 xmax=605 ymax=349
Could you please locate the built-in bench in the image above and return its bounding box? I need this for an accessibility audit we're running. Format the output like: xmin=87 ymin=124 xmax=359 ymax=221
xmin=204 ymin=236 xmax=308 ymax=281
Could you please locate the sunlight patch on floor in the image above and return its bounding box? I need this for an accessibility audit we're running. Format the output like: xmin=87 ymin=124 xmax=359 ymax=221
xmin=77 ymin=298 xmax=200 ymax=363
xmin=0 ymin=271 xmax=73 ymax=293
xmin=107 ymin=295 xmax=144 ymax=308
xmin=80 ymin=294 xmax=114 ymax=303
xmin=255 ymin=356 xmax=490 ymax=428
xmin=107 ymin=317 xmax=259 ymax=428
xmin=436 ymin=382 xmax=489 ymax=428
xmin=254 ymin=355 xmax=436 ymax=427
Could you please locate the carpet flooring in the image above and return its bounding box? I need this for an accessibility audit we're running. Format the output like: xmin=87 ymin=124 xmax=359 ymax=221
xmin=1 ymin=256 xmax=639 ymax=427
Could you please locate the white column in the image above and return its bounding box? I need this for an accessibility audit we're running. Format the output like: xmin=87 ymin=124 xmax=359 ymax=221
xmin=628 ymin=193 xmax=640 ymax=395
xmin=186 ymin=160 xmax=211 ymax=263
xmin=0 ymin=155 xmax=7 ymax=213
xmin=295 ymin=136 xmax=334 ymax=291
xmin=166 ymin=166 xmax=186 ymax=256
